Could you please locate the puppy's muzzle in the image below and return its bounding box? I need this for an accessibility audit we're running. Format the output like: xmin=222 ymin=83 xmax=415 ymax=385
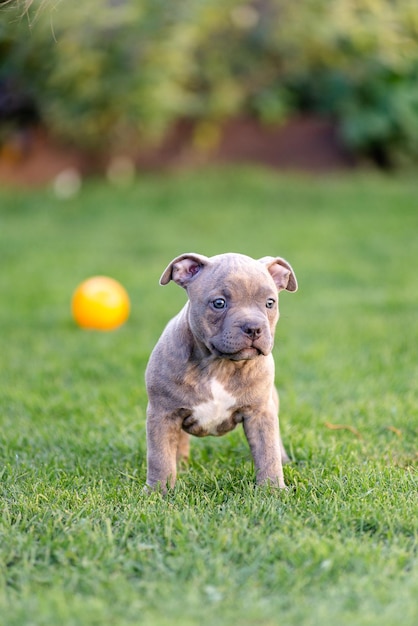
xmin=210 ymin=319 xmax=272 ymax=360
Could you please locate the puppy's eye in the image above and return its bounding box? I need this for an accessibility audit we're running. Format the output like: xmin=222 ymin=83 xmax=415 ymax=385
xmin=212 ymin=298 xmax=226 ymax=310
xmin=266 ymin=298 xmax=275 ymax=309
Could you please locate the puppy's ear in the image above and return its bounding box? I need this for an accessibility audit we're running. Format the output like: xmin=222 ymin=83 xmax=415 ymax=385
xmin=160 ymin=253 xmax=210 ymax=288
xmin=259 ymin=256 xmax=298 ymax=292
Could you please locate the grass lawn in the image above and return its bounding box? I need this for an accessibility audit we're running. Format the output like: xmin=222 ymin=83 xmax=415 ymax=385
xmin=0 ymin=168 xmax=417 ymax=625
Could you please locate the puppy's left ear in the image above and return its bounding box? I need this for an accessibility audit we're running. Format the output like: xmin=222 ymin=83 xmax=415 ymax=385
xmin=160 ymin=252 xmax=210 ymax=288
xmin=259 ymin=256 xmax=298 ymax=292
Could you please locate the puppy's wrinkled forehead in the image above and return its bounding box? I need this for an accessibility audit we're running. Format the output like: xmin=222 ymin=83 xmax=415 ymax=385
xmin=193 ymin=254 xmax=274 ymax=294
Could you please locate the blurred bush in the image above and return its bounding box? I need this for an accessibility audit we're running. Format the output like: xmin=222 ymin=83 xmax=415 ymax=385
xmin=1 ymin=0 xmax=418 ymax=166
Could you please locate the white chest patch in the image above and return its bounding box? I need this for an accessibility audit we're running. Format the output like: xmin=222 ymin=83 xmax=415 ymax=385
xmin=192 ymin=379 xmax=237 ymax=435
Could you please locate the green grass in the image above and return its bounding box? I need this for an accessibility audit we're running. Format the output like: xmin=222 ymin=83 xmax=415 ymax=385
xmin=0 ymin=168 xmax=417 ymax=625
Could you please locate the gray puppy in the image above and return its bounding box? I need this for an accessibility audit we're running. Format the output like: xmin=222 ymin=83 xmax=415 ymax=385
xmin=145 ymin=252 xmax=298 ymax=491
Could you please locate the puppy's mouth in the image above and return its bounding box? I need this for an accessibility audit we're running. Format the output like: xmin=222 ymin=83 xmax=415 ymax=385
xmin=210 ymin=345 xmax=266 ymax=361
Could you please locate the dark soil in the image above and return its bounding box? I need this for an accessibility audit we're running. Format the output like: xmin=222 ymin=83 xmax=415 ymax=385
xmin=0 ymin=116 xmax=355 ymax=187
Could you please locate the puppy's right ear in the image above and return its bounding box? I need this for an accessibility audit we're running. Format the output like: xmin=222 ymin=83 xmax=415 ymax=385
xmin=160 ymin=253 xmax=209 ymax=288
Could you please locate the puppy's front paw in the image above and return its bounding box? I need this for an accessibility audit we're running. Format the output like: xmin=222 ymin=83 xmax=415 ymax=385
xmin=256 ymin=476 xmax=287 ymax=490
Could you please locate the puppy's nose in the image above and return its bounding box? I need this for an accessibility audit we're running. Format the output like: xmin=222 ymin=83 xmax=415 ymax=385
xmin=241 ymin=323 xmax=262 ymax=339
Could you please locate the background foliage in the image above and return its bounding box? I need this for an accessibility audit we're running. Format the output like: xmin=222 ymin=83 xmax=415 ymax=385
xmin=1 ymin=0 xmax=418 ymax=165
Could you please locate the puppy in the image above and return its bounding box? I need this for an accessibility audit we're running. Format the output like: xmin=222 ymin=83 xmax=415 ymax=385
xmin=145 ymin=252 xmax=298 ymax=491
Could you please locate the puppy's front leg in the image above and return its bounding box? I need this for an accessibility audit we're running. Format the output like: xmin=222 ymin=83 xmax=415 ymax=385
xmin=146 ymin=411 xmax=182 ymax=491
xmin=243 ymin=409 xmax=286 ymax=489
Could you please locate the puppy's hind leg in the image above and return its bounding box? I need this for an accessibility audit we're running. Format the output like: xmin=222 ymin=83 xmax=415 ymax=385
xmin=177 ymin=430 xmax=190 ymax=466
xmin=272 ymin=386 xmax=291 ymax=464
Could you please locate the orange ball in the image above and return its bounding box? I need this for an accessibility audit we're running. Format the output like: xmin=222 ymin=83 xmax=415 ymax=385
xmin=71 ymin=276 xmax=130 ymax=330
